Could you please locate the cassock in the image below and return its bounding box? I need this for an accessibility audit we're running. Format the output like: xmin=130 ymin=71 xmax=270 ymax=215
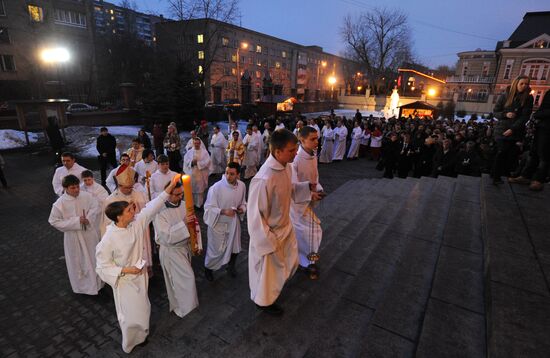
xmin=134 ymin=159 xmax=158 ymax=184
xmin=95 ymin=191 xmax=169 ymax=354
xmin=319 ymin=127 xmax=334 ymax=163
xmin=209 ymin=132 xmax=228 ymax=174
xmin=52 ymin=163 xmax=88 ymax=196
xmin=243 ymin=133 xmax=260 ymax=179
xmin=203 ymin=175 xmax=247 ymax=270
xmin=183 ymin=147 xmax=211 ymax=208
xmin=260 ymin=130 xmax=271 ymax=164
xmin=150 ymin=169 xmax=177 ymax=199
xmin=48 ymin=191 xmax=104 ymax=295
xmin=332 ymin=126 xmax=348 ymax=160
xmin=347 ymin=127 xmax=363 ymax=159
xmin=247 ymin=155 xmax=311 ymax=306
xmin=291 ymin=147 xmax=323 ymax=267
xmin=80 ymin=182 xmax=109 ymax=204
xmin=153 ymin=202 xmax=199 ymax=318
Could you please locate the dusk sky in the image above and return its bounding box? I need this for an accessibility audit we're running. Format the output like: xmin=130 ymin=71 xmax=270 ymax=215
xmin=130 ymin=0 xmax=549 ymax=68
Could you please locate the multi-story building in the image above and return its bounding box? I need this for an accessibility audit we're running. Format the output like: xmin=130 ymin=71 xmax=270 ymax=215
xmin=155 ymin=18 xmax=361 ymax=104
xmin=445 ymin=11 xmax=550 ymax=112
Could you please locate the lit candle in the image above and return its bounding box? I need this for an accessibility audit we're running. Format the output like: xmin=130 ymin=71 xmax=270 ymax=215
xmin=181 ymin=174 xmax=199 ymax=255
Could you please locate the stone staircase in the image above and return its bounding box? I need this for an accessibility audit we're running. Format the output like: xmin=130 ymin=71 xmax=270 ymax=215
xmin=132 ymin=174 xmax=550 ymax=358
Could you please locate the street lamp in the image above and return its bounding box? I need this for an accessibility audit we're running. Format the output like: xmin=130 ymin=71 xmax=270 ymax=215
xmin=316 ymin=60 xmax=327 ymax=100
xmin=236 ymin=42 xmax=248 ymax=104
xmin=427 ymin=88 xmax=437 ymax=97
xmin=328 ymin=75 xmax=337 ymax=101
xmin=40 ymin=47 xmax=70 ymax=98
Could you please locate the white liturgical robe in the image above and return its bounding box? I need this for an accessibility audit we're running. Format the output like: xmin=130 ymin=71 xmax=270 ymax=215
xmin=150 ymin=169 xmax=177 ymax=199
xmin=95 ymin=191 xmax=169 ymax=354
xmin=52 ymin=163 xmax=88 ymax=196
xmin=183 ymin=147 xmax=211 ymax=208
xmin=134 ymin=159 xmax=158 ymax=184
xmin=209 ymin=132 xmax=228 ymax=175
xmin=48 ymin=191 xmax=104 ymax=295
xmin=347 ymin=126 xmax=363 ymax=159
xmin=243 ymin=133 xmax=260 ymax=179
xmin=247 ymin=155 xmax=311 ymax=306
xmin=319 ymin=127 xmax=334 ymax=163
xmin=154 ymin=202 xmax=199 ymax=318
xmin=332 ymin=126 xmax=348 ymax=161
xmin=291 ymin=146 xmax=323 ymax=267
xmin=203 ymin=175 xmax=247 ymax=270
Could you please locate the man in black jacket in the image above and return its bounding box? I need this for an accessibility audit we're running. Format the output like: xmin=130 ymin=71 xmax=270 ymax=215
xmin=432 ymin=138 xmax=457 ymax=178
xmin=96 ymin=127 xmax=117 ymax=186
xmin=383 ymin=132 xmax=400 ymax=179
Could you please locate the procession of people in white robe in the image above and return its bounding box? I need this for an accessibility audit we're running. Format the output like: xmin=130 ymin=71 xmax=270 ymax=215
xmin=183 ymin=144 xmax=211 ymax=208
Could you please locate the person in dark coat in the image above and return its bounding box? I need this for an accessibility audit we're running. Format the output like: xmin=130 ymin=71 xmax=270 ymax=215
xmin=96 ymin=127 xmax=117 ymax=185
xmin=491 ymin=75 xmax=533 ymax=184
xmin=397 ymin=132 xmax=414 ymax=178
xmin=455 ymin=141 xmax=482 ymax=177
xmin=414 ymin=135 xmax=437 ymax=178
xmin=46 ymin=117 xmax=65 ymax=163
xmin=432 ymin=138 xmax=457 ymax=178
xmin=383 ymin=132 xmax=400 ymax=179
xmin=152 ymin=122 xmax=165 ymax=156
xmin=509 ymin=90 xmax=550 ymax=191
xmin=137 ymin=128 xmax=152 ymax=150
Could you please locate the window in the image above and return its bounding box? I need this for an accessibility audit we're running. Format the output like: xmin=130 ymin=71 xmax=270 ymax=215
xmin=0 ymin=27 xmax=9 ymax=44
xmin=0 ymin=1 xmax=6 ymax=16
xmin=28 ymin=5 xmax=43 ymax=22
xmin=224 ymin=67 xmax=231 ymax=76
xmin=256 ymin=45 xmax=262 ymax=53
xmin=520 ymin=60 xmax=550 ymax=80
xmin=282 ymin=50 xmax=287 ymax=58
xmin=257 ymin=58 xmax=262 ymax=66
xmin=503 ymin=60 xmax=513 ymax=80
xmin=461 ymin=62 xmax=468 ymax=76
xmin=222 ymin=37 xmax=229 ymax=46
xmin=534 ymin=91 xmax=542 ymax=106
xmin=256 ymin=71 xmax=261 ymax=78
xmin=231 ymin=54 xmax=237 ymax=62
xmin=54 ymin=9 xmax=87 ymax=28
xmin=198 ymin=65 xmax=203 ymax=74
xmin=0 ymin=54 xmax=15 ymax=71
xmin=198 ymin=51 xmax=204 ymax=59
xmin=197 ymin=34 xmax=204 ymax=44
xmin=248 ymin=57 xmax=253 ymax=65
xmin=275 ymin=61 xmax=281 ymax=69
xmin=482 ymin=62 xmax=490 ymax=77
xmin=534 ymin=40 xmax=549 ymax=49
xmin=231 ymin=68 xmax=236 ymax=75
xmin=542 ymin=65 xmax=549 ymax=80
xmin=240 ymin=56 xmax=245 ymax=64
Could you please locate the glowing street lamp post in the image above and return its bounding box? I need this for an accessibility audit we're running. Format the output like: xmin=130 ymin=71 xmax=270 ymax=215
xmin=40 ymin=47 xmax=70 ymax=98
xmin=236 ymin=42 xmax=248 ymax=104
xmin=328 ymin=75 xmax=337 ymax=101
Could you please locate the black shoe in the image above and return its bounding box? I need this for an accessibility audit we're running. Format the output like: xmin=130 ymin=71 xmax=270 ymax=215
xmin=204 ymin=268 xmax=214 ymax=281
xmin=255 ymin=303 xmax=284 ymax=316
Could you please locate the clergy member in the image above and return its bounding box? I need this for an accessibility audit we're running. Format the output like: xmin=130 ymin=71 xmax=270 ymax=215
xmin=209 ymin=126 xmax=228 ymax=175
xmin=291 ymin=126 xmax=325 ymax=274
xmin=52 ymin=152 xmax=88 ymax=196
xmin=80 ymin=170 xmax=109 ymax=205
xmin=332 ymin=119 xmax=348 ymax=161
xmin=48 ymin=174 xmax=103 ymax=295
xmin=347 ymin=121 xmax=363 ymax=159
xmin=247 ymin=129 xmax=322 ymax=315
xmin=243 ymin=126 xmax=260 ymax=179
xmin=126 ymin=137 xmax=144 ymax=167
xmin=153 ymin=180 xmax=199 ymax=318
xmin=183 ymin=138 xmax=211 ymax=208
xmin=227 ymin=130 xmax=245 ymax=165
xmin=134 ymin=149 xmax=158 ymax=185
xmin=203 ymin=162 xmax=247 ymax=281
xmin=150 ymin=154 xmax=177 ymax=199
xmin=106 ymin=154 xmax=131 ymax=193
xmin=95 ymin=173 xmax=181 ymax=354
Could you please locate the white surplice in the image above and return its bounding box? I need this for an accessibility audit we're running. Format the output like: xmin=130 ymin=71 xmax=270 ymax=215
xmin=48 ymin=191 xmax=104 ymax=295
xmin=291 ymin=147 xmax=323 ymax=267
xmin=319 ymin=127 xmax=334 ymax=163
xmin=183 ymin=148 xmax=211 ymax=208
xmin=95 ymin=191 xmax=169 ymax=354
xmin=247 ymin=155 xmax=311 ymax=306
xmin=52 ymin=163 xmax=88 ymax=196
xmin=101 ymin=189 xmax=153 ymax=273
xmin=203 ymin=175 xmax=247 ymax=270
xmin=134 ymin=159 xmax=159 ymax=184
xmin=332 ymin=126 xmax=348 ymax=160
xmin=243 ymin=133 xmax=260 ymax=179
xmin=209 ymin=132 xmax=228 ymax=175
xmin=185 ymin=138 xmax=206 ymax=153
xmin=347 ymin=127 xmax=363 ymax=159
xmin=150 ymin=169 xmax=177 ymax=199
xmin=154 ymin=202 xmax=199 ymax=318
xmin=80 ymin=182 xmax=109 ymax=232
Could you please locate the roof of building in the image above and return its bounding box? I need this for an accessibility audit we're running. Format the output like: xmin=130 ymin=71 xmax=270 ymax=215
xmin=508 ymin=12 xmax=550 ymax=42
xmin=397 ymin=69 xmax=446 ymax=84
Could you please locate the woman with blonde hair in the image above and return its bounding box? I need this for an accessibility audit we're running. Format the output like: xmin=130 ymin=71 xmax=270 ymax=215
xmin=491 ymin=75 xmax=533 ymax=185
xmin=164 ymin=123 xmax=182 ymax=172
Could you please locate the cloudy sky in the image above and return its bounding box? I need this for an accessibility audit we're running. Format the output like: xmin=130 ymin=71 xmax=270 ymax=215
xmin=129 ymin=0 xmax=549 ymax=68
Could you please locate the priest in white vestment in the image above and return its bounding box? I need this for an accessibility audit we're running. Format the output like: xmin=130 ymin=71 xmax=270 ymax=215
xmin=319 ymin=122 xmax=335 ymax=163
xmin=80 ymin=170 xmax=108 ymax=233
xmin=150 ymin=155 xmax=177 ymax=199
xmin=247 ymin=129 xmax=322 ymax=315
xmin=49 ymin=174 xmax=104 ymax=295
xmin=291 ymin=127 xmax=325 ymax=272
xmin=106 ymin=154 xmax=131 ymax=193
xmin=153 ymin=181 xmax=199 ymax=318
xmin=96 ymin=174 xmax=181 ymax=354
xmin=332 ymin=120 xmax=348 ymax=161
xmin=203 ymin=162 xmax=247 ymax=281
xmin=52 ymin=152 xmax=88 ymax=196
xmin=184 ymin=130 xmax=207 ymax=153
xmin=347 ymin=122 xmax=363 ymax=159
xmin=209 ymin=126 xmax=228 ymax=175
xmin=134 ymin=149 xmax=158 ymax=185
xmin=183 ymin=138 xmax=211 ymax=208
xmin=243 ymin=127 xmax=260 ymax=179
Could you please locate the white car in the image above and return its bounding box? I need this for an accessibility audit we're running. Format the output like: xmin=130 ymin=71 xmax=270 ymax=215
xmin=67 ymin=103 xmax=98 ymax=113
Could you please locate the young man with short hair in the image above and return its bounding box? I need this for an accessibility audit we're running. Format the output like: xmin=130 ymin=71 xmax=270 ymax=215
xmin=106 ymin=154 xmax=131 ymax=193
xmin=49 ymin=174 xmax=103 ymax=295
xmin=203 ymin=162 xmax=247 ymax=281
xmin=183 ymin=137 xmax=211 ymax=208
xmin=52 ymin=152 xmax=88 ymax=197
xmin=80 ymin=170 xmax=109 ymax=205
xmin=134 ymin=149 xmax=158 ymax=185
xmin=209 ymin=126 xmax=228 ymax=175
xmin=150 ymin=154 xmax=177 ymax=199
xmin=247 ymin=129 xmax=323 ymax=315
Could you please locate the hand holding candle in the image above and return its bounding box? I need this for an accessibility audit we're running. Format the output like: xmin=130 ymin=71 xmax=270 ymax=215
xmin=181 ymin=174 xmax=202 ymax=255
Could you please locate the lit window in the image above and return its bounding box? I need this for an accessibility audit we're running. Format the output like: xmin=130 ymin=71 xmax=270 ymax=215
xmin=222 ymin=37 xmax=229 ymax=46
xmin=275 ymin=62 xmax=281 ymax=69
xmin=231 ymin=68 xmax=236 ymax=75
xmin=112 ymin=29 xmax=116 ymax=34
xmin=257 ymin=59 xmax=262 ymax=66
xmin=28 ymin=5 xmax=43 ymax=22
xmin=256 ymin=45 xmax=262 ymax=53
xmin=198 ymin=51 xmax=204 ymax=59
xmin=110 ymin=9 xmax=114 ymax=14
xmin=197 ymin=34 xmax=204 ymax=44
xmin=256 ymin=71 xmax=261 ymax=78
xmin=198 ymin=65 xmax=203 ymax=74
xmin=231 ymin=54 xmax=237 ymax=62
xmin=282 ymin=51 xmax=287 ymax=58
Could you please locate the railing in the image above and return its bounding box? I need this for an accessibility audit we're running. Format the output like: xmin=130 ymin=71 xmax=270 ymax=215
xmin=446 ymin=75 xmax=495 ymax=84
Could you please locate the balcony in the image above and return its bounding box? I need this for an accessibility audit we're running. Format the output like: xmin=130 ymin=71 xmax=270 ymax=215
xmin=446 ymin=75 xmax=495 ymax=84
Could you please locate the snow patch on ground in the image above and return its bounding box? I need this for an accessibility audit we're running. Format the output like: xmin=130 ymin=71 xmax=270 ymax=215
xmin=0 ymin=130 xmax=40 ymax=149
xmin=304 ymin=109 xmax=384 ymax=119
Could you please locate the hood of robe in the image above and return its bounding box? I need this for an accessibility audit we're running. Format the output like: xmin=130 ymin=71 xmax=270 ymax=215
xmin=265 ymin=154 xmax=286 ymax=171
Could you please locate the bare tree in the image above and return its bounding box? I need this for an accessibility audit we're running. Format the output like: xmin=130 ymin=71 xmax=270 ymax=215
xmin=341 ymin=8 xmax=414 ymax=94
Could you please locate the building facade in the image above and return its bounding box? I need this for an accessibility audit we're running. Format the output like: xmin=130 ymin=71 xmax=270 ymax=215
xmin=155 ymin=18 xmax=361 ymax=104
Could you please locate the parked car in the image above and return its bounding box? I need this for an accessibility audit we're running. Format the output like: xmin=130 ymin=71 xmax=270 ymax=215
xmin=66 ymin=103 xmax=98 ymax=113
